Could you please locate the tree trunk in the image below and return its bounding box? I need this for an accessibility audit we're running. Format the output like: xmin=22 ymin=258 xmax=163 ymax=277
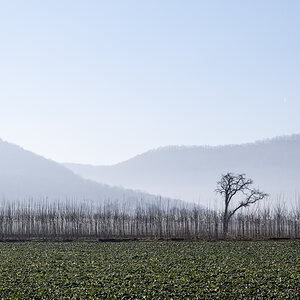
xmin=223 ymin=205 xmax=229 ymax=238
xmin=223 ymin=219 xmax=228 ymax=237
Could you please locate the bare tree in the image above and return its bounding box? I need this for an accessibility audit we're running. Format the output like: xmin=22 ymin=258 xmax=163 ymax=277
xmin=216 ymin=173 xmax=268 ymax=237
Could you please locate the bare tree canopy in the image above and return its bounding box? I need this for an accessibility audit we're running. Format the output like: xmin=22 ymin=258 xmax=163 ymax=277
xmin=216 ymin=173 xmax=268 ymax=237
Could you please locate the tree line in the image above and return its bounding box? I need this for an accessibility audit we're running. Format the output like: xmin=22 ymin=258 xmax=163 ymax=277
xmin=0 ymin=199 xmax=298 ymax=240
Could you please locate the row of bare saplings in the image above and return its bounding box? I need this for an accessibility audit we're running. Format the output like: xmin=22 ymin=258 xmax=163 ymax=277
xmin=0 ymin=201 xmax=299 ymax=240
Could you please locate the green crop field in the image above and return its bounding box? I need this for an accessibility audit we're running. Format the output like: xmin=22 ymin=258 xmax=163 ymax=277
xmin=0 ymin=241 xmax=298 ymax=299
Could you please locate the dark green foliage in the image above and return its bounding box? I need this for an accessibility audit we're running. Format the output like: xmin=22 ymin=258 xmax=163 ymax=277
xmin=0 ymin=241 xmax=298 ymax=298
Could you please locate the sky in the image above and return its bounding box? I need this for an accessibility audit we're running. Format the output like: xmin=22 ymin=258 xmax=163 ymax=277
xmin=0 ymin=0 xmax=300 ymax=165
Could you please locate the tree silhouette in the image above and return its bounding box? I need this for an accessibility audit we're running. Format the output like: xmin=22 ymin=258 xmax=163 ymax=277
xmin=216 ymin=173 xmax=268 ymax=237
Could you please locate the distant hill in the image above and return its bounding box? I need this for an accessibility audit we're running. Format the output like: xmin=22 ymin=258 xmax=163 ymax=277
xmin=64 ymin=135 xmax=300 ymax=207
xmin=0 ymin=138 xmax=181 ymax=208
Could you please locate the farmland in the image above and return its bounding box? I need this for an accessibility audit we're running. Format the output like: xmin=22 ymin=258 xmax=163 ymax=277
xmin=0 ymin=241 xmax=298 ymax=299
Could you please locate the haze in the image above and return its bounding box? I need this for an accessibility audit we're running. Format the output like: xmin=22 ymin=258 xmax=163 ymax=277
xmin=1 ymin=1 xmax=300 ymax=165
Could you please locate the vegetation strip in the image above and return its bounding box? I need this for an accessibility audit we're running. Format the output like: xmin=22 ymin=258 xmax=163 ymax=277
xmin=0 ymin=241 xmax=298 ymax=298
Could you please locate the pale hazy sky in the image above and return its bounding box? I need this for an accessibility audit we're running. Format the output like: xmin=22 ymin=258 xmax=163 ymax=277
xmin=1 ymin=1 xmax=300 ymax=165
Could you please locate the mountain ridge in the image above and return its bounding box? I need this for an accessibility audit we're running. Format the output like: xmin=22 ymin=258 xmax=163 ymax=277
xmin=65 ymin=134 xmax=300 ymax=167
xmin=0 ymin=138 xmax=183 ymax=208
xmin=64 ymin=134 xmax=300 ymax=207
